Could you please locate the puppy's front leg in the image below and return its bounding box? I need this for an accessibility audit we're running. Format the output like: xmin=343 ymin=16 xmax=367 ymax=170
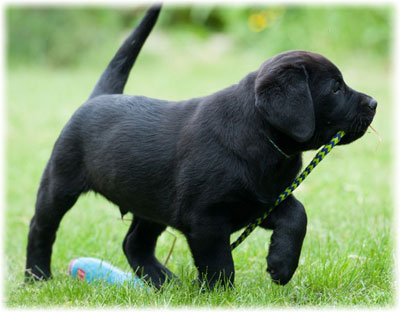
xmin=260 ymin=195 xmax=307 ymax=285
xmin=186 ymin=223 xmax=234 ymax=289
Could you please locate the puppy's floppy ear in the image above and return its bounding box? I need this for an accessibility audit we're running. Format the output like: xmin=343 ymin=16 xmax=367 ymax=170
xmin=255 ymin=63 xmax=315 ymax=142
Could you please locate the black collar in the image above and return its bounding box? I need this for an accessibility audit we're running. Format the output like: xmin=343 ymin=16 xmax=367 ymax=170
xmin=266 ymin=135 xmax=291 ymax=159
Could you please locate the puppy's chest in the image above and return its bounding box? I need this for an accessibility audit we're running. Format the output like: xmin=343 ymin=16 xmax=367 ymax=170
xmin=229 ymin=156 xmax=302 ymax=231
xmin=257 ymin=156 xmax=302 ymax=200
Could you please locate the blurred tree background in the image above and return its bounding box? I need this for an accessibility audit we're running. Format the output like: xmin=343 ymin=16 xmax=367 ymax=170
xmin=6 ymin=5 xmax=391 ymax=68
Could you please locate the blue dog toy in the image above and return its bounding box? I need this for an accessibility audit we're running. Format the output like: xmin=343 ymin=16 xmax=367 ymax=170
xmin=68 ymin=257 xmax=144 ymax=288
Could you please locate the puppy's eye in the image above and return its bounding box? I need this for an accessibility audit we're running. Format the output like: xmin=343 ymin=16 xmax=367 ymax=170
xmin=331 ymin=81 xmax=341 ymax=94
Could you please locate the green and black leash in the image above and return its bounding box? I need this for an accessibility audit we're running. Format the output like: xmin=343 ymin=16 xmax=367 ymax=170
xmin=230 ymin=130 xmax=346 ymax=250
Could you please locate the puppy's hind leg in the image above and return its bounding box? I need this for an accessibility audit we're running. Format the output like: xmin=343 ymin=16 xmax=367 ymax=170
xmin=25 ymin=162 xmax=87 ymax=281
xmin=123 ymin=216 xmax=178 ymax=288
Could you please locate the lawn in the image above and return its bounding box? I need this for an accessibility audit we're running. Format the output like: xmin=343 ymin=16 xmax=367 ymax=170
xmin=5 ymin=27 xmax=394 ymax=307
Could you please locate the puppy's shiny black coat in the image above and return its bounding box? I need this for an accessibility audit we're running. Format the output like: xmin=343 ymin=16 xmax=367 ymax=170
xmin=26 ymin=6 xmax=377 ymax=288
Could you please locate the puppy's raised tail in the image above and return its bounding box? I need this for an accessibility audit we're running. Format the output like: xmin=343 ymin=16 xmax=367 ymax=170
xmin=89 ymin=4 xmax=161 ymax=100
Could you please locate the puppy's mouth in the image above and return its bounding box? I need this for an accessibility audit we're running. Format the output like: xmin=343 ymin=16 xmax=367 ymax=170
xmin=338 ymin=114 xmax=375 ymax=145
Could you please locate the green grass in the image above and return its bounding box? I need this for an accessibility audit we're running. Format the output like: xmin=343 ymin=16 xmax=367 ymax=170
xmin=5 ymin=31 xmax=394 ymax=307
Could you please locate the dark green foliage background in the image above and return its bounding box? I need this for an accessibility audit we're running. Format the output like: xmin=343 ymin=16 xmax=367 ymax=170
xmin=7 ymin=5 xmax=391 ymax=67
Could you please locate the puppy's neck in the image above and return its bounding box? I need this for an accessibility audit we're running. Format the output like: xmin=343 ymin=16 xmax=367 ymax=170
xmin=263 ymin=124 xmax=302 ymax=159
xmin=265 ymin=135 xmax=291 ymax=159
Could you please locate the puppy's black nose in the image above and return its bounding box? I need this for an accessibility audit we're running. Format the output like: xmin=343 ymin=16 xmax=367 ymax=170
xmin=368 ymin=99 xmax=378 ymax=111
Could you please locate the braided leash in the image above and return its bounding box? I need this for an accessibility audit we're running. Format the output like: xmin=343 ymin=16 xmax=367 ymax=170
xmin=230 ymin=130 xmax=346 ymax=250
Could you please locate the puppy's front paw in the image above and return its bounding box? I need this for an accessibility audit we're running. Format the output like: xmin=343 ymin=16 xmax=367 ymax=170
xmin=266 ymin=254 xmax=297 ymax=286
xmin=266 ymin=265 xmax=292 ymax=286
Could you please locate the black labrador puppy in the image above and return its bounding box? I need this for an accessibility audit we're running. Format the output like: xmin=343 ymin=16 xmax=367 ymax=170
xmin=25 ymin=6 xmax=377 ymax=289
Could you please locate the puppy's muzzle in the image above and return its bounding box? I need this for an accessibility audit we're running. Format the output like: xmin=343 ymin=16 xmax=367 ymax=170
xmin=338 ymin=94 xmax=377 ymax=145
xmin=365 ymin=98 xmax=377 ymax=112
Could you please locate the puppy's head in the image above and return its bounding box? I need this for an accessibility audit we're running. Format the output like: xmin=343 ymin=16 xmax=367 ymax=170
xmin=254 ymin=50 xmax=377 ymax=149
